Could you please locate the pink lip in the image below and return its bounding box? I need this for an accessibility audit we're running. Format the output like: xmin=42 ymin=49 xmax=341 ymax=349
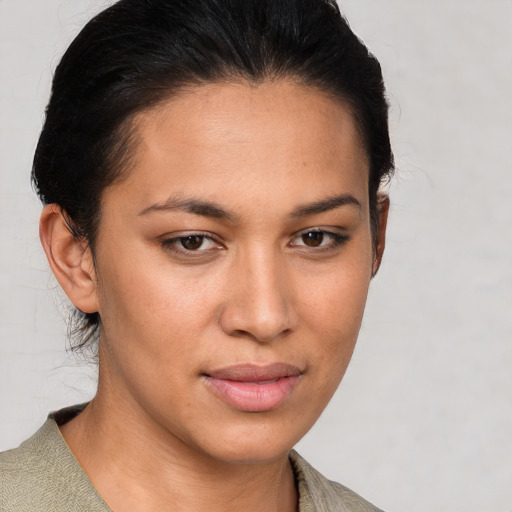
xmin=203 ymin=363 xmax=302 ymax=412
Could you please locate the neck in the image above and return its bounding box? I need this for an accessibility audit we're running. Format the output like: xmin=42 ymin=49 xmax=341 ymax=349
xmin=60 ymin=388 xmax=298 ymax=512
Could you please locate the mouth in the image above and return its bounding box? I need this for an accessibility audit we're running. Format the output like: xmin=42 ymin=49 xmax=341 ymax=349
xmin=202 ymin=363 xmax=302 ymax=412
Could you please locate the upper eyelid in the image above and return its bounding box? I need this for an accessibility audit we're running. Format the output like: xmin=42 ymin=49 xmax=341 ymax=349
xmin=161 ymin=231 xmax=219 ymax=242
xmin=292 ymin=226 xmax=345 ymax=237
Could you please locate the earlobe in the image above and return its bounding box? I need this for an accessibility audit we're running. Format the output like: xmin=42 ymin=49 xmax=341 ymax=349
xmin=372 ymin=195 xmax=390 ymax=277
xmin=39 ymin=204 xmax=99 ymax=314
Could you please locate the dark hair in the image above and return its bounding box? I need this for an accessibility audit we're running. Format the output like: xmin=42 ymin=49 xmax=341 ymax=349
xmin=32 ymin=0 xmax=394 ymax=350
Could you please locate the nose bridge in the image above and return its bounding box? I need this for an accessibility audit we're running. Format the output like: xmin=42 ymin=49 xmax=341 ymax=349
xmin=219 ymin=243 xmax=296 ymax=342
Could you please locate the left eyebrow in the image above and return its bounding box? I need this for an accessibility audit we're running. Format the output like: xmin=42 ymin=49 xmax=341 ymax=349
xmin=291 ymin=194 xmax=361 ymax=218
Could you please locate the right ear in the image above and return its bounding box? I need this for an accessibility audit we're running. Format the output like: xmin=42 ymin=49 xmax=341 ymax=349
xmin=39 ymin=204 xmax=99 ymax=314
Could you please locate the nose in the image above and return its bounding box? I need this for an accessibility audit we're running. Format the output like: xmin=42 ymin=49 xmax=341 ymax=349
xmin=218 ymin=248 xmax=298 ymax=343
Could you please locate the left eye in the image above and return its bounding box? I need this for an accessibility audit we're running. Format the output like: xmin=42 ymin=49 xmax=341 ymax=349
xmin=291 ymin=229 xmax=347 ymax=249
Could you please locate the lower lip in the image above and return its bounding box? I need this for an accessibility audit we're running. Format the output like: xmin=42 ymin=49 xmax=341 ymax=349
xmin=203 ymin=375 xmax=300 ymax=412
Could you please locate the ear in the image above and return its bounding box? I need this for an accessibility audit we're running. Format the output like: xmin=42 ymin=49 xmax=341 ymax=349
xmin=372 ymin=194 xmax=390 ymax=277
xmin=39 ymin=204 xmax=99 ymax=314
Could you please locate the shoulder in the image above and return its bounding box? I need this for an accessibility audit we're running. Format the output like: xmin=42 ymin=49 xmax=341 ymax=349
xmin=0 ymin=410 xmax=109 ymax=512
xmin=290 ymin=450 xmax=385 ymax=512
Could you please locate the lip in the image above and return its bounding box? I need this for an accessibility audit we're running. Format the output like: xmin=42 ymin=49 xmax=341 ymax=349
xmin=203 ymin=363 xmax=302 ymax=412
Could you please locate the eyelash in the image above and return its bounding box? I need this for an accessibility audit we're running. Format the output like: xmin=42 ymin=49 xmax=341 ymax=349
xmin=159 ymin=228 xmax=349 ymax=257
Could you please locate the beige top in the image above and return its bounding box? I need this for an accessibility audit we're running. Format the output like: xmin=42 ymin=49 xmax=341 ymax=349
xmin=0 ymin=406 xmax=383 ymax=512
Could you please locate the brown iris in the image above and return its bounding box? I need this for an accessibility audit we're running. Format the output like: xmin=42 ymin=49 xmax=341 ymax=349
xmin=301 ymin=231 xmax=324 ymax=247
xmin=180 ymin=235 xmax=205 ymax=250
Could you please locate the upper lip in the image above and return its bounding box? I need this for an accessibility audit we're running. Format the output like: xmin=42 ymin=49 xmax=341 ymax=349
xmin=204 ymin=363 xmax=302 ymax=382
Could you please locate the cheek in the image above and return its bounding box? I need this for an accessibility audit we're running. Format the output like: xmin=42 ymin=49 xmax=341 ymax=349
xmin=94 ymin=259 xmax=220 ymax=408
xmin=95 ymin=251 xmax=223 ymax=362
xmin=301 ymin=249 xmax=372 ymax=333
xmin=305 ymin=283 xmax=366 ymax=371
xmin=299 ymin=252 xmax=373 ymax=379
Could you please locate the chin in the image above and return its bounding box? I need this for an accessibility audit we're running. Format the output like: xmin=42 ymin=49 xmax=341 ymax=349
xmin=207 ymin=440 xmax=292 ymax=465
xmin=192 ymin=415 xmax=310 ymax=465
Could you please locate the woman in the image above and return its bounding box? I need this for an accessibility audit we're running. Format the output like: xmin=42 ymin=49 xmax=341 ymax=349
xmin=0 ymin=0 xmax=393 ymax=510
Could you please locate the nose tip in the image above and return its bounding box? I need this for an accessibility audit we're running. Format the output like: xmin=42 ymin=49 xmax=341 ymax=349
xmin=225 ymin=305 xmax=294 ymax=343
xmin=218 ymin=257 xmax=297 ymax=343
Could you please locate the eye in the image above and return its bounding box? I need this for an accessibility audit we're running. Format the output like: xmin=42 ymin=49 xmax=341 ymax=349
xmin=290 ymin=229 xmax=348 ymax=250
xmin=160 ymin=233 xmax=223 ymax=255
xmin=300 ymin=231 xmax=325 ymax=247
xmin=178 ymin=235 xmax=211 ymax=251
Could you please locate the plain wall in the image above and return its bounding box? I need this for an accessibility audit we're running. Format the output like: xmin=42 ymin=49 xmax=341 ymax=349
xmin=1 ymin=1 xmax=511 ymax=511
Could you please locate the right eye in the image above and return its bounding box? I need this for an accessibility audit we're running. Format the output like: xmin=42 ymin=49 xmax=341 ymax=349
xmin=160 ymin=233 xmax=224 ymax=256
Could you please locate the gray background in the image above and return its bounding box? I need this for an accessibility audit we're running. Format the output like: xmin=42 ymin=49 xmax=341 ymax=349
xmin=1 ymin=1 xmax=511 ymax=511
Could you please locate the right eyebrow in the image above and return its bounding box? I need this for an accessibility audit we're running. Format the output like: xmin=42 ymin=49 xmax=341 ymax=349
xmin=137 ymin=196 xmax=237 ymax=222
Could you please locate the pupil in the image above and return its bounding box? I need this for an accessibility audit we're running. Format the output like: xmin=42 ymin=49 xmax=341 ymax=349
xmin=182 ymin=236 xmax=203 ymax=250
xmin=302 ymin=232 xmax=323 ymax=247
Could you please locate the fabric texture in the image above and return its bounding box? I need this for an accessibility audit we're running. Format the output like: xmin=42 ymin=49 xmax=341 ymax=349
xmin=1 ymin=406 xmax=383 ymax=512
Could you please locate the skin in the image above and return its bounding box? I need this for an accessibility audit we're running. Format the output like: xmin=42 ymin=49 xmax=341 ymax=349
xmin=40 ymin=80 xmax=388 ymax=512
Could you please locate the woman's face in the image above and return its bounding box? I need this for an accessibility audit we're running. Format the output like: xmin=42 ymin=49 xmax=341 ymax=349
xmin=90 ymin=81 xmax=382 ymax=462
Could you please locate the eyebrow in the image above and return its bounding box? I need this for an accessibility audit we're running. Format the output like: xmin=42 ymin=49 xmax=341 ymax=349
xmin=291 ymin=194 xmax=361 ymax=217
xmin=138 ymin=193 xmax=361 ymax=220
xmin=138 ymin=197 xmax=236 ymax=221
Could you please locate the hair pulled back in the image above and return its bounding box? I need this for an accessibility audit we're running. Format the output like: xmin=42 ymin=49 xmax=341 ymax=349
xmin=32 ymin=0 xmax=394 ymax=349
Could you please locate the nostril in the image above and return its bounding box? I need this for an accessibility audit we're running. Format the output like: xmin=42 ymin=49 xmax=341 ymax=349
xmin=226 ymin=325 xmax=293 ymax=344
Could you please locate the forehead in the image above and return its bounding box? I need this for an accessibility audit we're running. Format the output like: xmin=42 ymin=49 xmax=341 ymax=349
xmin=107 ymin=80 xmax=369 ymax=216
